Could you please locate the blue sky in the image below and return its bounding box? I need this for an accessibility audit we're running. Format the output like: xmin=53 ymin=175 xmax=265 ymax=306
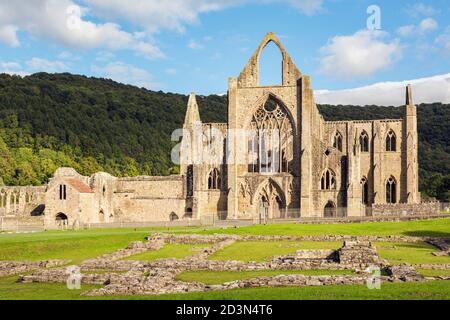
xmin=0 ymin=0 xmax=449 ymax=104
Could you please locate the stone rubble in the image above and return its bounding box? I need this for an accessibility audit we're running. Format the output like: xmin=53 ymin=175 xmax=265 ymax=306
xmin=0 ymin=260 xmax=70 ymax=277
xmin=13 ymin=233 xmax=450 ymax=296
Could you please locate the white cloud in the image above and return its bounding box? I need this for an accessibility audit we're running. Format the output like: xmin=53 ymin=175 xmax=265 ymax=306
xmin=315 ymin=73 xmax=450 ymax=106
xmin=318 ymin=30 xmax=402 ymax=79
xmin=397 ymin=25 xmax=415 ymax=37
xmin=287 ymin=0 xmax=323 ymax=15
xmin=188 ymin=39 xmax=204 ymax=50
xmin=84 ymin=0 xmax=325 ymax=34
xmin=165 ymin=68 xmax=178 ymax=75
xmin=436 ymin=26 xmax=450 ymax=54
xmin=418 ymin=18 xmax=438 ymax=33
xmin=0 ymin=0 xmax=326 ymax=58
xmin=0 ymin=25 xmax=20 ymax=47
xmin=398 ymin=18 xmax=438 ymax=38
xmin=0 ymin=61 xmax=30 ymax=76
xmin=91 ymin=61 xmax=160 ymax=89
xmin=26 ymin=58 xmax=70 ymax=73
xmin=0 ymin=0 xmax=164 ymax=59
xmin=406 ymin=3 xmax=437 ymax=17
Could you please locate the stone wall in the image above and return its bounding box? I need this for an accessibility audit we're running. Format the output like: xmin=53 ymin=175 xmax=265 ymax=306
xmin=372 ymin=202 xmax=440 ymax=216
xmin=0 ymin=260 xmax=69 ymax=277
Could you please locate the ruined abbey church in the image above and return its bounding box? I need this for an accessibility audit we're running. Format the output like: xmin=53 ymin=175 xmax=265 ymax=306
xmin=1 ymin=33 xmax=428 ymax=228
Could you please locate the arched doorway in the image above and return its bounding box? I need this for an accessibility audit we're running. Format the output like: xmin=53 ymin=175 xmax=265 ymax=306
xmin=254 ymin=179 xmax=286 ymax=222
xmin=55 ymin=212 xmax=68 ymax=228
xmin=184 ymin=208 xmax=193 ymax=219
xmin=273 ymin=196 xmax=284 ymax=218
xmin=259 ymin=196 xmax=269 ymax=224
xmin=99 ymin=209 xmax=105 ymax=223
xmin=324 ymin=201 xmax=336 ymax=218
xmin=169 ymin=212 xmax=179 ymax=221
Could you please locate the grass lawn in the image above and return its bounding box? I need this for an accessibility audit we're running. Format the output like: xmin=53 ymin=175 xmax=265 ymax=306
xmin=0 ymin=227 xmax=196 ymax=264
xmin=375 ymin=242 xmax=450 ymax=265
xmin=0 ymin=275 xmax=101 ymax=300
xmin=124 ymin=244 xmax=210 ymax=261
xmin=176 ymin=270 xmax=355 ymax=285
xmin=199 ymin=218 xmax=450 ymax=237
xmin=1 ymin=275 xmax=448 ymax=300
xmin=417 ymin=269 xmax=450 ymax=277
xmin=209 ymin=241 xmax=342 ymax=262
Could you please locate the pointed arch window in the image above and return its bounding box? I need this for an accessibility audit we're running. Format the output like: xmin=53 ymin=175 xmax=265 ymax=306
xmin=360 ymin=131 xmax=369 ymax=152
xmin=208 ymin=168 xmax=221 ymax=190
xmin=361 ymin=177 xmax=369 ymax=205
xmin=333 ymin=131 xmax=343 ymax=152
xmin=386 ymin=176 xmax=397 ymax=204
xmin=248 ymin=96 xmax=294 ymax=174
xmin=321 ymin=169 xmax=336 ymax=190
xmin=386 ymin=130 xmax=397 ymax=152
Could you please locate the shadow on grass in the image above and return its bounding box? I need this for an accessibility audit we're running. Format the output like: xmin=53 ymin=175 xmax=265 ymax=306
xmin=402 ymin=230 xmax=450 ymax=238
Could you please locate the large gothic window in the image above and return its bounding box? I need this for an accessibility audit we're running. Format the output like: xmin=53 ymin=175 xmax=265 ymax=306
xmin=360 ymin=131 xmax=369 ymax=152
xmin=361 ymin=177 xmax=369 ymax=205
xmin=333 ymin=131 xmax=343 ymax=152
xmin=386 ymin=130 xmax=397 ymax=152
xmin=321 ymin=169 xmax=336 ymax=190
xmin=208 ymin=168 xmax=221 ymax=190
xmin=248 ymin=96 xmax=293 ymax=174
xmin=386 ymin=176 xmax=397 ymax=204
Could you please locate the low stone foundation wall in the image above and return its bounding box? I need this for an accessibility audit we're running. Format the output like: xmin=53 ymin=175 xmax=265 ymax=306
xmin=0 ymin=260 xmax=69 ymax=277
xmin=149 ymin=233 xmax=428 ymax=244
xmin=372 ymin=202 xmax=440 ymax=217
xmin=13 ymin=233 xmax=450 ymax=297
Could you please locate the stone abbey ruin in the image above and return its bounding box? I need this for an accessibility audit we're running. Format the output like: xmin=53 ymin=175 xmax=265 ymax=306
xmin=0 ymin=33 xmax=441 ymax=229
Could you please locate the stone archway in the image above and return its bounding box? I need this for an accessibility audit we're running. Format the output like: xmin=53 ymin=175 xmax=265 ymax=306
xmin=254 ymin=179 xmax=286 ymax=221
xmin=55 ymin=212 xmax=68 ymax=228
xmin=99 ymin=209 xmax=105 ymax=223
xmin=324 ymin=201 xmax=336 ymax=218
xmin=184 ymin=208 xmax=193 ymax=219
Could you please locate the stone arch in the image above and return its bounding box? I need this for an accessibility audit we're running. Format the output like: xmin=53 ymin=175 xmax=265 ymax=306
xmin=386 ymin=129 xmax=397 ymax=152
xmin=324 ymin=201 xmax=336 ymax=218
xmin=253 ymin=179 xmax=286 ymax=219
xmin=99 ymin=209 xmax=105 ymax=223
xmin=386 ymin=176 xmax=397 ymax=204
xmin=169 ymin=212 xmax=179 ymax=221
xmin=237 ymin=32 xmax=301 ymax=88
xmin=55 ymin=212 xmax=68 ymax=228
xmin=361 ymin=177 xmax=369 ymax=205
xmin=320 ymin=169 xmax=337 ymax=190
xmin=360 ymin=130 xmax=370 ymax=152
xmin=207 ymin=168 xmax=221 ymax=190
xmin=244 ymin=93 xmax=296 ymax=132
xmin=333 ymin=131 xmax=343 ymax=152
xmin=184 ymin=208 xmax=193 ymax=219
xmin=246 ymin=93 xmax=296 ymax=174
xmin=259 ymin=40 xmax=283 ymax=86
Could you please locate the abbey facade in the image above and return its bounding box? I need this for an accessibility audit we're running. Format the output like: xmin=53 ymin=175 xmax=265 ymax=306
xmin=0 ymin=33 xmax=425 ymax=228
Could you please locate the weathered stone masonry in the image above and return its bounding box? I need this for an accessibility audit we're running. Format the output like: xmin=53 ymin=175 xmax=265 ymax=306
xmin=2 ymin=32 xmax=437 ymax=228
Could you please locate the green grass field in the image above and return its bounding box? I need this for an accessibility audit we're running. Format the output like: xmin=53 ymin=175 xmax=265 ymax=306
xmin=0 ymin=275 xmax=448 ymax=300
xmin=375 ymin=242 xmax=450 ymax=265
xmin=417 ymin=269 xmax=450 ymax=277
xmin=0 ymin=227 xmax=194 ymax=263
xmin=200 ymin=218 xmax=450 ymax=237
xmin=124 ymin=244 xmax=210 ymax=261
xmin=208 ymin=241 xmax=342 ymax=262
xmin=1 ymin=219 xmax=449 ymax=300
xmin=176 ymin=270 xmax=355 ymax=285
